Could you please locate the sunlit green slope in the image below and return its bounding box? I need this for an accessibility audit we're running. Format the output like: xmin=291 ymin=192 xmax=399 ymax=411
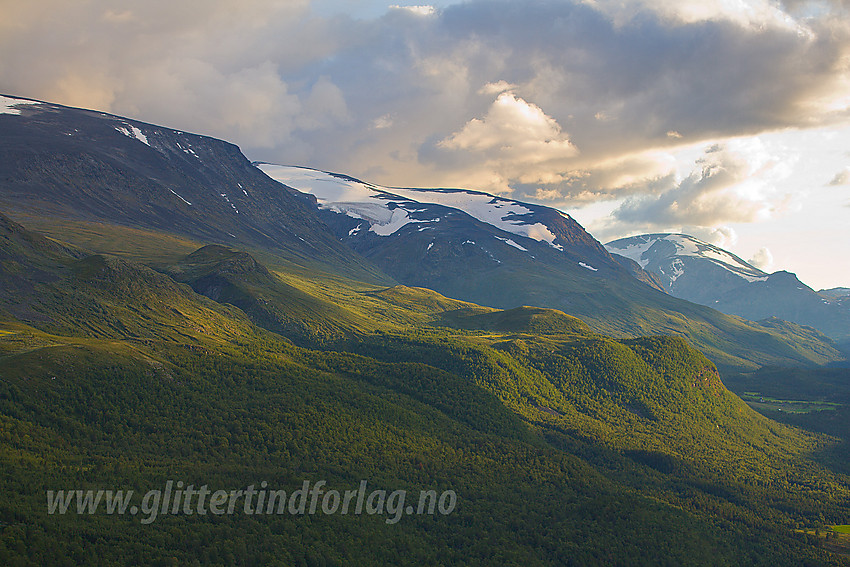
xmin=1 ymin=213 xmax=849 ymax=565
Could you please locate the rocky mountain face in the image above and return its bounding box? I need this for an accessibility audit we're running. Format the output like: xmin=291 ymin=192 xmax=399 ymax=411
xmin=258 ymin=164 xmax=634 ymax=283
xmin=0 ymin=94 xmax=386 ymax=281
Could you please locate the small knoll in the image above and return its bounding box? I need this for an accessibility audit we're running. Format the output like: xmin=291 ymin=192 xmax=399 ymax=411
xmin=181 ymin=244 xmax=272 ymax=277
xmin=365 ymin=284 xmax=491 ymax=315
xmin=438 ymin=305 xmax=592 ymax=335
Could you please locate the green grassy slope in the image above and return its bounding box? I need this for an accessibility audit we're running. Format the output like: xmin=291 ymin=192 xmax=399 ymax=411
xmin=0 ymin=316 xmax=846 ymax=565
xmin=8 ymin=208 xmax=845 ymax=375
xmin=2 ymin=213 xmax=849 ymax=564
xmin=432 ymin=261 xmax=845 ymax=372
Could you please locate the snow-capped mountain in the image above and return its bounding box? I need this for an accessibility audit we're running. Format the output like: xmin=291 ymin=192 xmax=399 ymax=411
xmin=606 ymin=234 xmax=768 ymax=295
xmin=606 ymin=233 xmax=850 ymax=340
xmin=256 ymin=165 xmax=850 ymax=362
xmin=258 ymin=164 xmax=621 ymax=274
xmin=258 ymin=165 xmax=671 ymax=298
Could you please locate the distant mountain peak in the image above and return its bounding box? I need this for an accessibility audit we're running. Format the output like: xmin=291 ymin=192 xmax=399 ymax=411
xmin=606 ymin=233 xmax=768 ymax=285
xmin=605 ymin=232 xmax=850 ymax=340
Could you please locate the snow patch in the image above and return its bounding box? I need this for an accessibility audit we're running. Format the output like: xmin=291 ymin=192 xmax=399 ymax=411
xmin=578 ymin=262 xmax=598 ymax=271
xmin=219 ymin=192 xmax=239 ymax=213
xmin=389 ymin=188 xmax=556 ymax=244
xmin=495 ymin=236 xmax=528 ymax=252
xmin=257 ymin=164 xmax=559 ymax=244
xmin=368 ymin=207 xmax=421 ymax=236
xmin=0 ymin=95 xmax=40 ymax=115
xmin=256 ymin=166 xmax=447 ymax=236
xmin=169 ymin=189 xmax=192 ymax=206
xmin=669 ymin=258 xmax=684 ymax=283
xmin=115 ymin=124 xmax=150 ymax=146
xmin=176 ymin=142 xmax=198 ymax=156
xmin=740 ymin=274 xmax=769 ymax=283
xmin=605 ymin=237 xmax=655 ymax=268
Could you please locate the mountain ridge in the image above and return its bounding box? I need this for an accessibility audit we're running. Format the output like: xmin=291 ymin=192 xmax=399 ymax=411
xmin=0 ymin=93 xmax=389 ymax=284
xmin=1 ymin=94 xmax=845 ymax=372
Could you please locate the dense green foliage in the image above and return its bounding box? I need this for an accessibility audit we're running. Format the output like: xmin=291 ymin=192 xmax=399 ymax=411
xmin=2 ymin=324 xmax=848 ymax=565
xmin=1 ymin=215 xmax=849 ymax=565
xmin=725 ymin=365 xmax=850 ymax=476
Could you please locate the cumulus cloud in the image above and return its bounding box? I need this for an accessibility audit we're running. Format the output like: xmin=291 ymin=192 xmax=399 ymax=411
xmin=613 ymin=139 xmax=798 ymax=228
xmin=438 ymin=92 xmax=577 ymax=158
xmin=533 ymin=187 xmax=564 ymax=201
xmin=749 ymin=247 xmax=775 ymax=271
xmin=423 ymin=91 xmax=579 ymax=192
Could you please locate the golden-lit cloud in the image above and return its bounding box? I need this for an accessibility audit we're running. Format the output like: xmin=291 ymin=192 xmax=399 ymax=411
xmin=612 ymin=138 xmax=800 ymax=229
xmin=433 ymin=92 xmax=578 ymax=192
xmin=438 ymin=92 xmax=577 ymax=158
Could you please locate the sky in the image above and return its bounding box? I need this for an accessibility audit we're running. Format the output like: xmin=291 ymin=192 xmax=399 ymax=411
xmin=1 ymin=0 xmax=849 ymax=289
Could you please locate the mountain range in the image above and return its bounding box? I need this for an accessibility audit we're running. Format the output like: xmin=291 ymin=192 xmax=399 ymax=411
xmin=2 ymin=93 xmax=850 ymax=564
xmin=260 ymin=164 xmax=843 ymax=371
xmin=605 ymin=233 xmax=850 ymax=344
